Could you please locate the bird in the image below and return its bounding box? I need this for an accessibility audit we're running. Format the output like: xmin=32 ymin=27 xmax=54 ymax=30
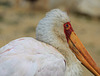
xmin=0 ymin=9 xmax=100 ymax=76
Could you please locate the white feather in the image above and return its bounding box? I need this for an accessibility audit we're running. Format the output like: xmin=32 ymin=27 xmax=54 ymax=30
xmin=0 ymin=37 xmax=66 ymax=76
xmin=0 ymin=9 xmax=82 ymax=76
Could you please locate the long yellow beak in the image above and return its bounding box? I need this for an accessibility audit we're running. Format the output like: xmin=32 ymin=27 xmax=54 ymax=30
xmin=68 ymin=32 xmax=100 ymax=76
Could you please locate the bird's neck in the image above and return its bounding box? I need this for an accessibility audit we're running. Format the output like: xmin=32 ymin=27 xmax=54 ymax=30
xmin=36 ymin=17 xmax=82 ymax=76
xmin=36 ymin=24 xmax=82 ymax=76
xmin=36 ymin=29 xmax=82 ymax=76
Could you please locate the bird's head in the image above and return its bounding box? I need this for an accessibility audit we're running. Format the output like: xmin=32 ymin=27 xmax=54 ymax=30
xmin=63 ymin=19 xmax=100 ymax=76
xmin=36 ymin=9 xmax=100 ymax=76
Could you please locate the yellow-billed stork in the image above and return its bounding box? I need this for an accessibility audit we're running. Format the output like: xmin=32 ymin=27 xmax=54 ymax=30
xmin=0 ymin=9 xmax=100 ymax=76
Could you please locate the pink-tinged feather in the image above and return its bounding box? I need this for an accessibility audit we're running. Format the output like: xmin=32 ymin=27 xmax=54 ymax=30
xmin=18 ymin=39 xmax=25 ymax=41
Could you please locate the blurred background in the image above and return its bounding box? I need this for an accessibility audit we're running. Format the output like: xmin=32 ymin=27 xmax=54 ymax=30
xmin=0 ymin=0 xmax=100 ymax=76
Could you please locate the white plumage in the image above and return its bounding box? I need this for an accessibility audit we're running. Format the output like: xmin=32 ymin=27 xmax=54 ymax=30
xmin=0 ymin=9 xmax=82 ymax=76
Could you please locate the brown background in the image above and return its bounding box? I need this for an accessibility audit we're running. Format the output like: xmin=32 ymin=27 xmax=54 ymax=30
xmin=0 ymin=0 xmax=100 ymax=76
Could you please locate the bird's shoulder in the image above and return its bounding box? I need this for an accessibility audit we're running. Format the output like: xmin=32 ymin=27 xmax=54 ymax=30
xmin=0 ymin=37 xmax=64 ymax=58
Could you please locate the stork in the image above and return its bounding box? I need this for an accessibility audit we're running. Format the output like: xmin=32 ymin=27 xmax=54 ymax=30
xmin=0 ymin=9 xmax=100 ymax=76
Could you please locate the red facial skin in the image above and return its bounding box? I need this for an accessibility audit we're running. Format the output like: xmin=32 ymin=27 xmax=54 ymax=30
xmin=64 ymin=22 xmax=100 ymax=76
xmin=63 ymin=22 xmax=74 ymax=42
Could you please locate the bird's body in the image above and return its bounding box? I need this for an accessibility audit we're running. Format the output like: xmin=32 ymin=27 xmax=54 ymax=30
xmin=0 ymin=9 xmax=99 ymax=76
xmin=0 ymin=37 xmax=66 ymax=76
xmin=0 ymin=37 xmax=81 ymax=76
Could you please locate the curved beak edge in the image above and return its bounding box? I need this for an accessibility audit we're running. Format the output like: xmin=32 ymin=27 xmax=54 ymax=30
xmin=68 ymin=32 xmax=100 ymax=76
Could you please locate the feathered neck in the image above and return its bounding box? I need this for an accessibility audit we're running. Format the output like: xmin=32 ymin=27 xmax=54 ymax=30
xmin=36 ymin=9 xmax=82 ymax=76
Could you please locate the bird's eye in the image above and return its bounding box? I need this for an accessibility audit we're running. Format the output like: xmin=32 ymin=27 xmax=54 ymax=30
xmin=64 ymin=22 xmax=71 ymax=30
xmin=66 ymin=24 xmax=69 ymax=27
xmin=66 ymin=24 xmax=70 ymax=30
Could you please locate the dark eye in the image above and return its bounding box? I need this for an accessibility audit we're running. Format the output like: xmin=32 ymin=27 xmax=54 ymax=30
xmin=64 ymin=22 xmax=70 ymax=30
xmin=66 ymin=24 xmax=69 ymax=27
